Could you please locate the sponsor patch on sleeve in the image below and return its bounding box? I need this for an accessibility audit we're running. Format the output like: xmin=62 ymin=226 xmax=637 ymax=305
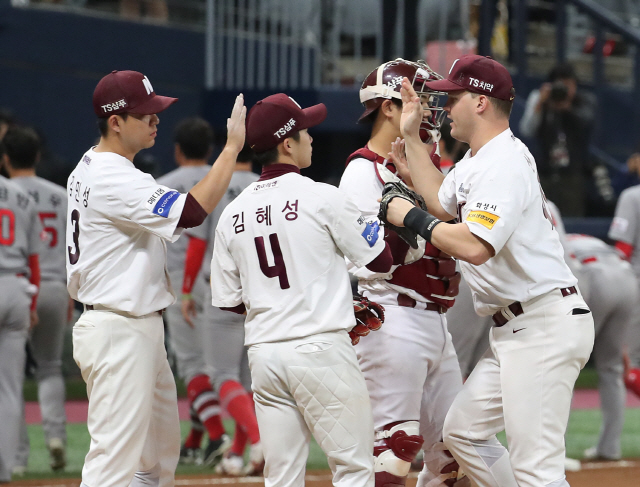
xmin=361 ymin=221 xmax=380 ymax=247
xmin=149 ymin=190 xmax=180 ymax=217
xmin=466 ymin=211 xmax=499 ymax=230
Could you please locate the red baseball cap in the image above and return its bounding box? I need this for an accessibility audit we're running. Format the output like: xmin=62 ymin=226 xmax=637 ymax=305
xmin=92 ymin=70 xmax=178 ymax=118
xmin=246 ymin=94 xmax=327 ymax=152
xmin=424 ymin=55 xmax=515 ymax=101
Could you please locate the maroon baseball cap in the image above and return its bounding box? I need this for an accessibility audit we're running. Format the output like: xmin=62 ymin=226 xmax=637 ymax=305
xmin=246 ymin=94 xmax=327 ymax=152
xmin=92 ymin=70 xmax=178 ymax=118
xmin=424 ymin=55 xmax=515 ymax=101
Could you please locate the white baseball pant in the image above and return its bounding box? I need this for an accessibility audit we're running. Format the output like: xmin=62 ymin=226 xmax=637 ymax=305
xmin=73 ymin=309 xmax=180 ymax=487
xmin=248 ymin=330 xmax=375 ymax=487
xmin=443 ymin=291 xmax=595 ymax=487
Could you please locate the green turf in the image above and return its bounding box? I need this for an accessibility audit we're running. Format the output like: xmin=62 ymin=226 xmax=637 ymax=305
xmin=15 ymin=407 xmax=640 ymax=480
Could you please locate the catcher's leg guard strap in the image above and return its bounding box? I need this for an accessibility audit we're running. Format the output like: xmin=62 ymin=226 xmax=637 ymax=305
xmin=374 ymin=421 xmax=424 ymax=477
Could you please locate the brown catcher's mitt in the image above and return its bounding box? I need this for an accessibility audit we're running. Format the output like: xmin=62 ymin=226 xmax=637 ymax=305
xmin=350 ymin=295 xmax=385 ymax=345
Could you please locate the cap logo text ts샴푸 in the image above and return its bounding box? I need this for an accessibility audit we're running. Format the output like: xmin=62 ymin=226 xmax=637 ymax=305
xmin=386 ymin=75 xmax=404 ymax=90
xmin=101 ymin=99 xmax=128 ymax=114
xmin=274 ymin=118 xmax=296 ymax=139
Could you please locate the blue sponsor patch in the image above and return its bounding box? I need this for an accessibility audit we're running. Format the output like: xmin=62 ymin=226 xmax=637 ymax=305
xmin=361 ymin=221 xmax=379 ymax=247
xmin=153 ymin=190 xmax=180 ymax=217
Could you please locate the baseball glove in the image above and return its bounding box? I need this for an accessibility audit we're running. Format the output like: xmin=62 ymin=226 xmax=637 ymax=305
xmin=350 ymin=295 xmax=385 ymax=345
xmin=378 ymin=181 xmax=428 ymax=249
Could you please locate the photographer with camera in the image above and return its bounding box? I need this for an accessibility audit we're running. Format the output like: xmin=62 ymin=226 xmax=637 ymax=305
xmin=520 ymin=63 xmax=597 ymax=216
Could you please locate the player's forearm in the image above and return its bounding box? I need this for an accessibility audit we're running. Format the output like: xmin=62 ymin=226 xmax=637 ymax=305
xmin=403 ymin=208 xmax=493 ymax=265
xmin=404 ymin=135 xmax=451 ymax=221
xmin=189 ymin=146 xmax=239 ymax=213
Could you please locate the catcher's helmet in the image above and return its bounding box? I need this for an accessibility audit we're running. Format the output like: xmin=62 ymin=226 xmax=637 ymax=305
xmin=359 ymin=58 xmax=446 ymax=141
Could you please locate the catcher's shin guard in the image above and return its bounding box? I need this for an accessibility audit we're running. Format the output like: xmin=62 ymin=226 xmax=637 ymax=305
xmin=374 ymin=421 xmax=424 ymax=487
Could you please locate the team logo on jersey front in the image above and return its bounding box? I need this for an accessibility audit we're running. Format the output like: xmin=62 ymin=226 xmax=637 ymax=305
xmin=466 ymin=211 xmax=499 ymax=230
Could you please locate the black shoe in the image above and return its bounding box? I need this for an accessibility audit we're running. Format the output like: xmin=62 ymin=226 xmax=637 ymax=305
xmin=179 ymin=445 xmax=201 ymax=465
xmin=203 ymin=434 xmax=231 ymax=467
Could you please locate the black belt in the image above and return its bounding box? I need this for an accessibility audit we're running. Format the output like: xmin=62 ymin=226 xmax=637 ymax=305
xmin=492 ymin=286 xmax=578 ymax=327
xmin=84 ymin=304 xmax=164 ymax=316
xmin=397 ymin=294 xmax=448 ymax=314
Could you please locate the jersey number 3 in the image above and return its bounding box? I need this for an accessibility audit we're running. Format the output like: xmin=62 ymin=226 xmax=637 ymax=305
xmin=254 ymin=234 xmax=290 ymax=289
xmin=68 ymin=209 xmax=81 ymax=265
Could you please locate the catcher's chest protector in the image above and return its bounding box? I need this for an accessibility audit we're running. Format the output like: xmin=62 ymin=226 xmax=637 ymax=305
xmin=346 ymin=147 xmax=459 ymax=308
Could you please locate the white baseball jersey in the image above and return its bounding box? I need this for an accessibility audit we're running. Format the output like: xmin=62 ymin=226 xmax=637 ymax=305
xmin=210 ymin=167 xmax=385 ymax=346
xmin=608 ymin=185 xmax=640 ymax=277
xmin=438 ymin=129 xmax=576 ymax=316
xmin=0 ymin=175 xmax=43 ymax=275
xmin=12 ymin=176 xmax=67 ymax=282
xmin=66 ymin=148 xmax=187 ymax=316
xmin=157 ymin=165 xmax=211 ymax=276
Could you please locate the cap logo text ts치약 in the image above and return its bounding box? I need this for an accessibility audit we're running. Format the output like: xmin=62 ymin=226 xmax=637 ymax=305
xmin=274 ymin=118 xmax=296 ymax=139
xmin=468 ymin=77 xmax=494 ymax=92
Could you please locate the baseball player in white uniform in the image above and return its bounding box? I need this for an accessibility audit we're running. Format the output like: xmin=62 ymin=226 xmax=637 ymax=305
xmin=608 ymin=185 xmax=640 ymax=398
xmin=339 ymin=59 xmax=466 ymax=487
xmin=564 ymin=233 xmax=637 ymax=461
xmin=2 ymin=126 xmax=70 ymax=473
xmin=66 ymin=70 xmax=246 ymax=487
xmin=181 ymin=147 xmax=261 ymax=476
xmin=382 ymin=55 xmax=595 ymax=487
xmin=0 ymin=166 xmax=42 ymax=482
xmin=210 ymin=93 xmax=397 ymax=487
xmin=157 ymin=117 xmax=230 ymax=466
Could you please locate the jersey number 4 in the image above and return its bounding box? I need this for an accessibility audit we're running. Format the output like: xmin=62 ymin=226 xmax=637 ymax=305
xmin=0 ymin=209 xmax=15 ymax=246
xmin=254 ymin=234 xmax=290 ymax=289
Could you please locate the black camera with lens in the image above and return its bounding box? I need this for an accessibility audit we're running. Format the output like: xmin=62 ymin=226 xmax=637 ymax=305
xmin=549 ymin=81 xmax=569 ymax=102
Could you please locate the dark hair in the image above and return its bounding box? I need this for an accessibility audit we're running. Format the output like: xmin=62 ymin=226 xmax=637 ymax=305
xmin=97 ymin=113 xmax=129 ymax=137
xmin=253 ymin=131 xmax=300 ymax=166
xmin=237 ymin=143 xmax=255 ymax=163
xmin=174 ymin=117 xmax=214 ymax=160
xmin=362 ymin=98 xmax=403 ymax=124
xmin=548 ymin=63 xmax=577 ymax=82
xmin=3 ymin=126 xmax=40 ymax=169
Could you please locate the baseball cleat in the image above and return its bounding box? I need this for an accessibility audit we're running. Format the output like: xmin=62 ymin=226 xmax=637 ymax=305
xmin=214 ymin=453 xmax=244 ymax=476
xmin=243 ymin=441 xmax=265 ymax=476
xmin=48 ymin=438 xmax=66 ymax=471
xmin=179 ymin=445 xmax=202 ymax=465
xmin=563 ymin=456 xmax=581 ymax=472
xmin=203 ymin=434 xmax=232 ymax=467
xmin=583 ymin=446 xmax=620 ymax=461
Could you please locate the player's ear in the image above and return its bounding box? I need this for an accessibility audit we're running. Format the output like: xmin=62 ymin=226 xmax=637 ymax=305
xmin=475 ymin=95 xmax=489 ymax=114
xmin=108 ymin=115 xmax=121 ymax=134
xmin=381 ymin=99 xmax=396 ymax=119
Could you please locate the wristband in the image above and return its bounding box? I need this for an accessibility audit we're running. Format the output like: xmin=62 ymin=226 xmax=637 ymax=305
xmin=403 ymin=207 xmax=442 ymax=243
xmin=182 ymin=293 xmax=193 ymax=301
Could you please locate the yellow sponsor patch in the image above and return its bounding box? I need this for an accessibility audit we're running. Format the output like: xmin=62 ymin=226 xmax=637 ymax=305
xmin=466 ymin=211 xmax=499 ymax=229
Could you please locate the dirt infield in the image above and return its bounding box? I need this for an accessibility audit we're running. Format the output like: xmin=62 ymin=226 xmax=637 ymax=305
xmin=9 ymin=461 xmax=640 ymax=487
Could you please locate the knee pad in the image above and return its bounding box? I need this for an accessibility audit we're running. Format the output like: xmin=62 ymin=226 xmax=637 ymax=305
xmin=374 ymin=421 xmax=424 ymax=478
